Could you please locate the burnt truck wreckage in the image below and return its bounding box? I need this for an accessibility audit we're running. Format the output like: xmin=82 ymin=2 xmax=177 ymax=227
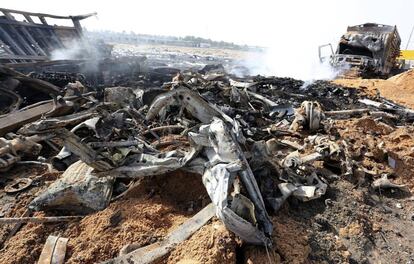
xmin=321 ymin=23 xmax=401 ymax=77
xmin=0 ymin=8 xmax=105 ymax=63
xmin=1 ymin=53 xmax=414 ymax=262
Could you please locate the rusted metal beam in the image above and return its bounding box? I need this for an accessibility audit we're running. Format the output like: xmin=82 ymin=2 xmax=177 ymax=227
xmin=72 ymin=18 xmax=83 ymax=37
xmin=0 ymin=38 xmax=14 ymax=54
xmin=25 ymin=26 xmax=55 ymax=54
xmin=0 ymin=54 xmax=48 ymax=60
xmin=0 ymin=19 xmax=77 ymax=31
xmin=1 ymin=11 xmax=15 ymax=20
xmin=39 ymin=16 xmax=48 ymax=25
xmin=23 ymin=14 xmax=34 ymax=23
xmin=6 ymin=14 xmax=49 ymax=51
xmin=0 ymin=27 xmax=26 ymax=55
xmin=45 ymin=28 xmax=66 ymax=49
xmin=2 ymin=25 xmax=38 ymax=56
xmin=0 ymin=11 xmax=39 ymax=57
xmin=0 ymin=8 xmax=64 ymax=56
xmin=0 ymin=21 xmax=69 ymax=53
xmin=18 ymin=26 xmax=48 ymax=56
xmin=0 ymin=101 xmax=72 ymax=136
xmin=0 ymin=8 xmax=95 ymax=21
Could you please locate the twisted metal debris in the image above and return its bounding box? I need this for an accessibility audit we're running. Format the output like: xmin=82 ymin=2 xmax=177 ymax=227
xmin=1 ymin=57 xmax=413 ymax=262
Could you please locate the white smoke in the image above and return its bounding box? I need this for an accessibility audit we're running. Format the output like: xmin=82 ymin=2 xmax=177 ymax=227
xmin=50 ymin=39 xmax=85 ymax=60
xmin=50 ymin=37 xmax=107 ymax=61
xmin=241 ymin=42 xmax=346 ymax=82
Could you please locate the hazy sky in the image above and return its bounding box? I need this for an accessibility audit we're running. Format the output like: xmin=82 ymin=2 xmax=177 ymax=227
xmin=3 ymin=1 xmax=414 ymax=79
xmin=3 ymin=0 xmax=414 ymax=47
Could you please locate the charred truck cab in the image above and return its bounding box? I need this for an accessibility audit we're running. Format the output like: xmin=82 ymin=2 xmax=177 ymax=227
xmin=329 ymin=23 xmax=401 ymax=77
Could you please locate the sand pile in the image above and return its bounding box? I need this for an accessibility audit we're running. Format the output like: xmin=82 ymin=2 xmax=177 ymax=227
xmin=334 ymin=69 xmax=414 ymax=109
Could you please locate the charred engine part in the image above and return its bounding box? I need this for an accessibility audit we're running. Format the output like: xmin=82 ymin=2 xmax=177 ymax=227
xmin=306 ymin=135 xmax=341 ymax=157
xmin=0 ymin=67 xmax=88 ymax=136
xmin=283 ymin=151 xmax=323 ymax=168
xmin=290 ymin=101 xmax=324 ymax=132
xmin=27 ymin=114 xmax=100 ymax=171
xmin=281 ymin=135 xmax=342 ymax=166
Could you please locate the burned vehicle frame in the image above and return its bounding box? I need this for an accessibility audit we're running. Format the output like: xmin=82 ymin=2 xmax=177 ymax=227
xmin=0 ymin=8 xmax=96 ymax=63
xmin=323 ymin=23 xmax=401 ymax=77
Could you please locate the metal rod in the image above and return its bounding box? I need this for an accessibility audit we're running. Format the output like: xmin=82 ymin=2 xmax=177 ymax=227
xmin=89 ymin=140 xmax=141 ymax=148
xmin=143 ymin=125 xmax=185 ymax=135
xmin=0 ymin=8 xmax=96 ymax=21
xmin=406 ymin=24 xmax=414 ymax=50
xmin=0 ymin=216 xmax=83 ymax=224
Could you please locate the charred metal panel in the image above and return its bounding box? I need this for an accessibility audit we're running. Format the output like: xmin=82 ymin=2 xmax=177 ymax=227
xmin=0 ymin=8 xmax=95 ymax=63
xmin=331 ymin=23 xmax=401 ymax=76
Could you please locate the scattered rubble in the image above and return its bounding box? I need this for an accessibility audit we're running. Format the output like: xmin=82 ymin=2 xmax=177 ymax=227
xmin=0 ymin=24 xmax=414 ymax=263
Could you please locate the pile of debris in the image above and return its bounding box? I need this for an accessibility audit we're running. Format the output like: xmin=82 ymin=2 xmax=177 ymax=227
xmin=0 ymin=58 xmax=413 ymax=263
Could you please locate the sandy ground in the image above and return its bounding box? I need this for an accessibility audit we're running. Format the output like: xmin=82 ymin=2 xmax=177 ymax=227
xmin=334 ymin=69 xmax=414 ymax=109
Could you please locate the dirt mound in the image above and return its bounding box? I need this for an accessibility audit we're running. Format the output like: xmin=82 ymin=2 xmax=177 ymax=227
xmin=166 ymin=220 xmax=237 ymax=264
xmin=272 ymin=215 xmax=311 ymax=264
xmin=388 ymin=69 xmax=414 ymax=84
xmin=383 ymin=127 xmax=414 ymax=189
xmin=166 ymin=213 xmax=312 ymax=264
xmin=64 ymin=198 xmax=189 ymax=263
xmin=334 ymin=117 xmax=414 ymax=190
xmin=63 ymin=171 xmax=208 ymax=263
xmin=334 ymin=69 xmax=414 ymax=109
xmin=0 ymin=170 xmax=209 ymax=264
xmin=0 ymin=213 xmax=60 ymax=264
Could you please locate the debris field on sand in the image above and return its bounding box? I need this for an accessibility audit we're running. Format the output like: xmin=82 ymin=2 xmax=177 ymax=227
xmin=0 ymin=16 xmax=414 ymax=262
